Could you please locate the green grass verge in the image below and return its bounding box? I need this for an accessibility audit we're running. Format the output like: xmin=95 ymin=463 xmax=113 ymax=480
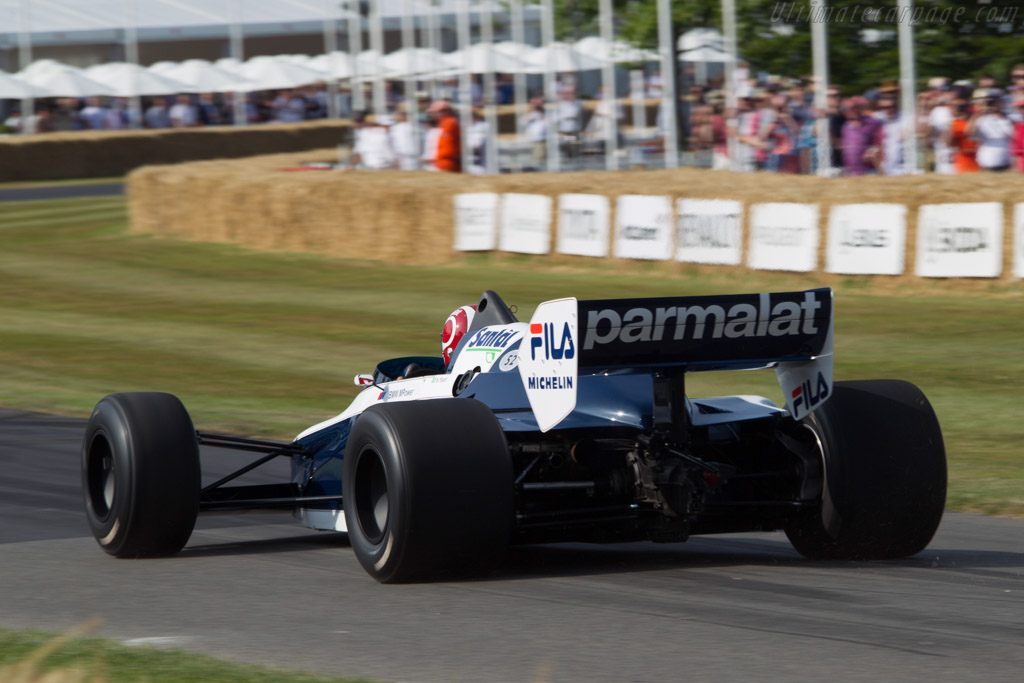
xmin=0 ymin=194 xmax=1021 ymax=516
xmin=0 ymin=176 xmax=124 ymax=189
xmin=0 ymin=627 xmax=374 ymax=682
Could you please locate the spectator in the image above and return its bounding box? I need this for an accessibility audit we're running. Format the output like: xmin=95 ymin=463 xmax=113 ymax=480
xmin=1011 ymin=98 xmax=1024 ymax=172
xmin=735 ymin=93 xmax=761 ymax=172
xmin=946 ymin=96 xmax=979 ymax=173
xmin=144 ymin=96 xmax=171 ymax=129
xmin=196 ymin=93 xmax=224 ymax=126
xmin=523 ymin=97 xmax=547 ymax=170
xmin=168 ymin=94 xmax=197 ymax=127
xmin=826 ymin=87 xmax=845 ymax=169
xmin=272 ymin=90 xmax=305 ymax=123
xmin=763 ymin=94 xmax=799 ymax=173
xmin=467 ymin=108 xmax=488 ymax=174
xmin=427 ymin=100 xmax=461 ymax=173
xmin=351 ymin=111 xmax=395 ymax=170
xmin=388 ymin=105 xmax=420 ymax=171
xmin=928 ymin=92 xmax=955 ymax=174
xmin=79 ymin=97 xmax=109 ymax=130
xmin=840 ymin=96 xmax=882 ymax=176
xmin=584 ymin=85 xmax=625 ymax=153
xmin=874 ymin=88 xmax=906 ymax=176
xmin=968 ymin=92 xmax=1014 ymax=171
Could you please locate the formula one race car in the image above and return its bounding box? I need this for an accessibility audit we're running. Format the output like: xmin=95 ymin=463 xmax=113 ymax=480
xmin=81 ymin=289 xmax=947 ymax=582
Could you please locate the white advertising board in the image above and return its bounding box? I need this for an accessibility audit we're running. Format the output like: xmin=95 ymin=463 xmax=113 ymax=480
xmin=748 ymin=203 xmax=820 ymax=272
xmin=1015 ymin=204 xmax=1024 ymax=279
xmin=675 ymin=199 xmax=743 ymax=265
xmin=556 ymin=194 xmax=611 ymax=257
xmin=915 ymin=203 xmax=1002 ymax=278
xmin=826 ymin=203 xmax=907 ymax=275
xmin=500 ymin=193 xmax=552 ymax=254
xmin=613 ymin=195 xmax=673 ymax=260
xmin=453 ymin=193 xmax=498 ymax=251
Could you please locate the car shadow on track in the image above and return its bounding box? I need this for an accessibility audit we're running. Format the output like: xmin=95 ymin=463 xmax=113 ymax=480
xmin=181 ymin=530 xmax=351 ymax=558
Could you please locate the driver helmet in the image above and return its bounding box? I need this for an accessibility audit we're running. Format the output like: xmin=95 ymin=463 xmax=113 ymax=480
xmin=442 ymin=305 xmax=476 ymax=364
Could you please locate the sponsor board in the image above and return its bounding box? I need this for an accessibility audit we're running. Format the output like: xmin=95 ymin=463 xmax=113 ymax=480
xmin=1015 ymin=204 xmax=1024 ymax=279
xmin=500 ymin=193 xmax=552 ymax=254
xmin=613 ymin=195 xmax=673 ymax=260
xmin=748 ymin=203 xmax=820 ymax=272
xmin=826 ymin=203 xmax=906 ymax=275
xmin=519 ymin=298 xmax=578 ymax=432
xmin=453 ymin=193 xmax=499 ymax=251
xmin=675 ymin=198 xmax=743 ymax=265
xmin=915 ymin=203 xmax=1002 ymax=278
xmin=557 ymin=193 xmax=611 ymax=257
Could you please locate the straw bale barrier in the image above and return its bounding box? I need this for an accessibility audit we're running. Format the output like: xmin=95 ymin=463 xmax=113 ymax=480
xmin=128 ymin=151 xmax=1024 ymax=282
xmin=0 ymin=121 xmax=353 ymax=183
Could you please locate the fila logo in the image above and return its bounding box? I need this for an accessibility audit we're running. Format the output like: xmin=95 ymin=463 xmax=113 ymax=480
xmin=791 ymin=372 xmax=830 ymax=417
xmin=530 ymin=322 xmax=576 ymax=361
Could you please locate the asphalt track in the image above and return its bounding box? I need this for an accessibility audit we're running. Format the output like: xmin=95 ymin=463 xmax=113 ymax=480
xmin=1 ymin=406 xmax=1022 ymax=683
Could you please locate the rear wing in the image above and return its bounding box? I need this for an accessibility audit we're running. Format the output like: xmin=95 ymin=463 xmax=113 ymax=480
xmin=518 ymin=289 xmax=834 ymax=431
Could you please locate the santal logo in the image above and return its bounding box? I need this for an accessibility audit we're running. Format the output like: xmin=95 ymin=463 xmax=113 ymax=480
xmin=530 ymin=322 xmax=576 ymax=361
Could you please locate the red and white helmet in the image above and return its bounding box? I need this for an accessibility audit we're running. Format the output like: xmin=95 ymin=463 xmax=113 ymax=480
xmin=442 ymin=305 xmax=476 ymax=364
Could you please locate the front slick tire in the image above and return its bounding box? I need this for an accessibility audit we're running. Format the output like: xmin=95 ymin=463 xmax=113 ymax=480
xmin=343 ymin=399 xmax=513 ymax=583
xmin=785 ymin=380 xmax=947 ymax=561
xmin=82 ymin=392 xmax=200 ymax=558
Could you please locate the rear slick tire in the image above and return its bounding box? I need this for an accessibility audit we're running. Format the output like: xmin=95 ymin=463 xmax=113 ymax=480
xmin=343 ymin=399 xmax=513 ymax=583
xmin=82 ymin=392 xmax=200 ymax=558
xmin=785 ymin=380 xmax=947 ymax=561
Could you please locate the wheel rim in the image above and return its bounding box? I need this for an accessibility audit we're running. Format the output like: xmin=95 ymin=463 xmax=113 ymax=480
xmin=86 ymin=432 xmax=115 ymax=520
xmin=353 ymin=446 xmax=389 ymax=545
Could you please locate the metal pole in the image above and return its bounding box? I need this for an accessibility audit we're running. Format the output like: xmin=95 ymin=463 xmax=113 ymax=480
xmin=541 ymin=0 xmax=559 ymax=172
xmin=122 ymin=0 xmax=142 ymax=129
xmin=811 ymin=0 xmax=831 ymax=175
xmin=598 ymin=0 xmax=618 ymax=170
xmin=657 ymin=0 xmax=677 ymax=168
xmin=481 ymin=0 xmax=498 ymax=174
xmin=230 ymin=0 xmax=245 ymax=126
xmin=721 ymin=0 xmax=738 ymax=169
xmin=323 ymin=0 xmax=340 ymax=119
xmin=402 ymin=0 xmax=420 ymax=167
xmin=457 ymin=0 xmax=473 ymax=172
xmin=17 ymin=0 xmax=32 ymax=134
xmin=370 ymin=0 xmax=386 ymax=117
xmin=897 ymin=0 xmax=918 ymax=173
xmin=510 ymin=0 xmax=527 ymax=172
xmin=347 ymin=2 xmax=364 ymax=112
xmin=429 ymin=0 xmax=442 ymax=100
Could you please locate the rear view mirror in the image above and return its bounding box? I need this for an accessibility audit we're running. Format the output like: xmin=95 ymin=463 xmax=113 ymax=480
xmin=354 ymin=374 xmax=375 ymax=387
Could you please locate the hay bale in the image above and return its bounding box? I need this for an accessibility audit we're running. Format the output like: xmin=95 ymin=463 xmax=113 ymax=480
xmin=127 ymin=154 xmax=1024 ymax=283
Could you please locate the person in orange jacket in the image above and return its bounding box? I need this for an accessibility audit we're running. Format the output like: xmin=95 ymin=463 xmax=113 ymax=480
xmin=427 ymin=100 xmax=461 ymax=173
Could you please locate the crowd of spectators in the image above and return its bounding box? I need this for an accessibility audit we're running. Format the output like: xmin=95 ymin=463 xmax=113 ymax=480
xmin=684 ymin=63 xmax=1024 ymax=175
xmin=6 ymin=61 xmax=1024 ymax=176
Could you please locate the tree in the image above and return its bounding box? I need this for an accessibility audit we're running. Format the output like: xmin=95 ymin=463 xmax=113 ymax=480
xmin=552 ymin=0 xmax=1024 ymax=94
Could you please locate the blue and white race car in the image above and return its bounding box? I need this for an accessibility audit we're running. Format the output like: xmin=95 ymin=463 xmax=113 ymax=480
xmin=81 ymin=289 xmax=947 ymax=582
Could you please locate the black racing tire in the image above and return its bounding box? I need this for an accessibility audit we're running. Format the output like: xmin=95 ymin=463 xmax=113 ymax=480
xmin=81 ymin=392 xmax=201 ymax=558
xmin=785 ymin=380 xmax=947 ymax=560
xmin=343 ymin=399 xmax=513 ymax=583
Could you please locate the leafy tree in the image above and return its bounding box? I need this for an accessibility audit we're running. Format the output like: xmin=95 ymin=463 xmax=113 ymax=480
xmin=552 ymin=0 xmax=1024 ymax=93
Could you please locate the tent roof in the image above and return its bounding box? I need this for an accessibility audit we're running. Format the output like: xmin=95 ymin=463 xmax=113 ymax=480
xmin=0 ymin=0 xmax=517 ymax=46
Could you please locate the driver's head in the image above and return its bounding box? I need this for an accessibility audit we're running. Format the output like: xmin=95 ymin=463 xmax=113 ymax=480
xmin=442 ymin=305 xmax=476 ymax=364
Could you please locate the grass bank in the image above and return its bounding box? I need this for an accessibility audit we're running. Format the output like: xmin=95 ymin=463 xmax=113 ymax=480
xmin=0 ymin=627 xmax=373 ymax=682
xmin=0 ymin=194 xmax=1020 ymax=515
